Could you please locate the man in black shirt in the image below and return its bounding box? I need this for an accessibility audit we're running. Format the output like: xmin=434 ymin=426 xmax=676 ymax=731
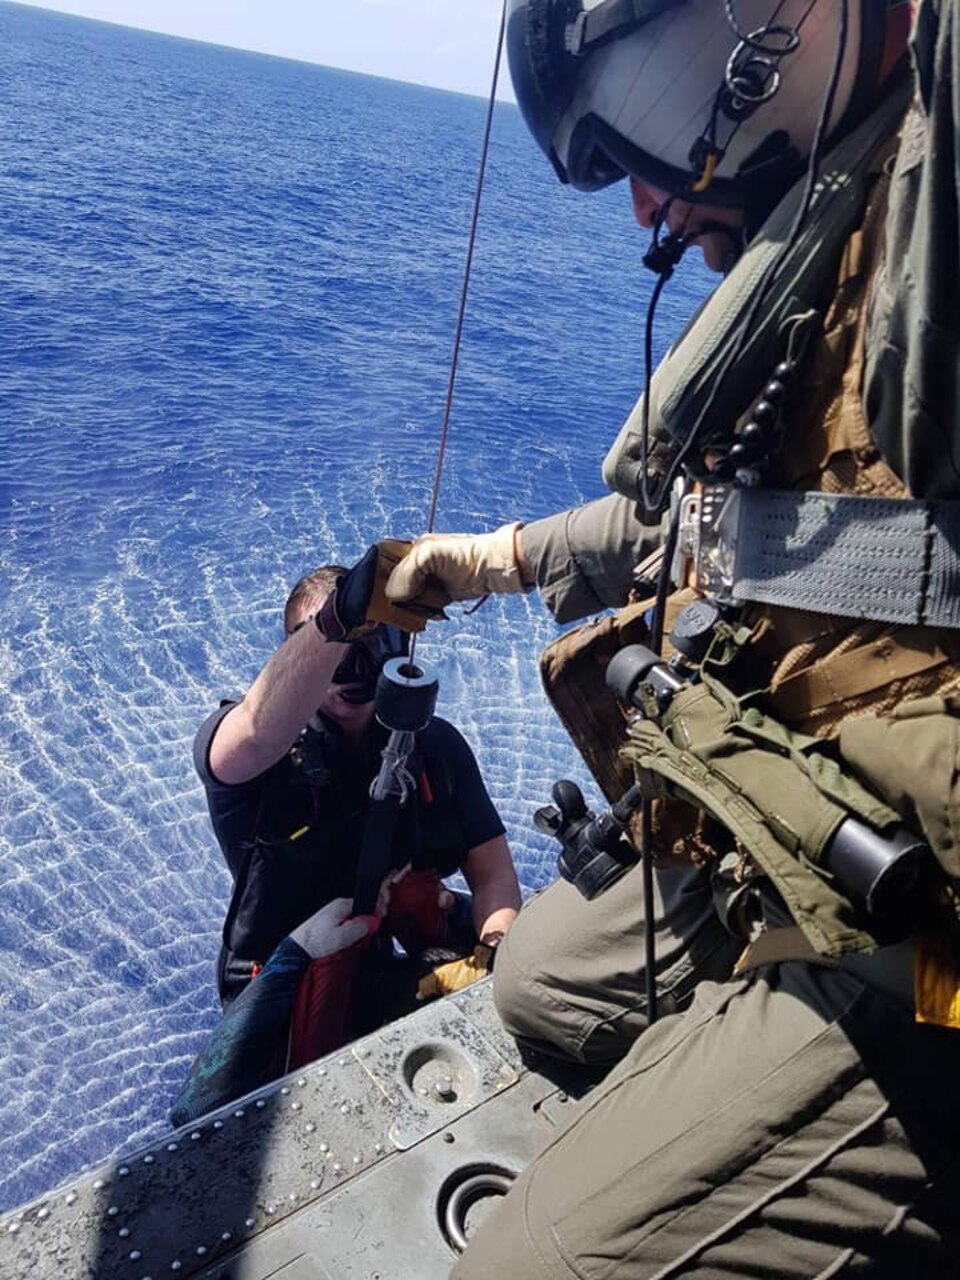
xmin=195 ymin=563 xmax=520 ymax=1006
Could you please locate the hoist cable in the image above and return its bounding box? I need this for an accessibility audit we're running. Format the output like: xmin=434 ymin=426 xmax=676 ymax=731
xmin=424 ymin=0 xmax=507 ymax=537
xmin=410 ymin=0 xmax=506 ymax=671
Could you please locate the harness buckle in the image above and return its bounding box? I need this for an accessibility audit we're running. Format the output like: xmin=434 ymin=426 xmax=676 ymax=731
xmin=672 ymin=483 xmax=740 ymax=596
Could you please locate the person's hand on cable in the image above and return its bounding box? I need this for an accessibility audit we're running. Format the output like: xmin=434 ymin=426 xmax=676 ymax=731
xmin=288 ymin=897 xmax=375 ymax=959
xmin=313 ymin=546 xmax=384 ymax=642
xmin=317 ymin=543 xmax=451 ymax=639
xmin=384 ymin=523 xmax=530 ymax=606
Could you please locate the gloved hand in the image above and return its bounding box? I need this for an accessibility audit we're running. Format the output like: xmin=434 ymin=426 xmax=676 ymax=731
xmin=289 ymin=898 xmax=374 ymax=960
xmin=417 ymin=944 xmax=495 ymax=1001
xmin=316 ymin=543 xmax=450 ymax=639
xmin=385 ymin=523 xmax=526 ymax=605
xmin=315 ymin=546 xmax=380 ymax=642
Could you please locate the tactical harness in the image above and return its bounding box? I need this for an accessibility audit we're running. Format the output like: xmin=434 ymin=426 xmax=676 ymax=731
xmin=540 ymin=92 xmax=960 ymax=1025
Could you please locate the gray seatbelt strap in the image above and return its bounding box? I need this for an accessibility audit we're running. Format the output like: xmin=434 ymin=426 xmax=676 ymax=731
xmin=730 ymin=489 xmax=960 ymax=628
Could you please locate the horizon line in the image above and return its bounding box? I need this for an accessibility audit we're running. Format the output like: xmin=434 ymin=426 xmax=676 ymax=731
xmin=3 ymin=0 xmax=519 ymax=104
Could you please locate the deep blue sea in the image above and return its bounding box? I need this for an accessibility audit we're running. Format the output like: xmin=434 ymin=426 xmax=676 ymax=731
xmin=0 ymin=0 xmax=712 ymax=1212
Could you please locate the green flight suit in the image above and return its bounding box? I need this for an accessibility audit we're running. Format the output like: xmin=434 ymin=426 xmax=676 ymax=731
xmin=454 ymin=3 xmax=960 ymax=1275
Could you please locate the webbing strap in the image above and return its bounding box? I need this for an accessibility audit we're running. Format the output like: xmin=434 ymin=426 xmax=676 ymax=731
xmin=733 ymin=490 xmax=960 ymax=628
xmin=769 ymin=630 xmax=951 ymax=721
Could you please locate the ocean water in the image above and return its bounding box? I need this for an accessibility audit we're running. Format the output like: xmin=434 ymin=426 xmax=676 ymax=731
xmin=0 ymin=1 xmax=712 ymax=1212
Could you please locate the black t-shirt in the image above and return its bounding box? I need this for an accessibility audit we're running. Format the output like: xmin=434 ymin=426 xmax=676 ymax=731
xmin=194 ymin=706 xmax=505 ymax=964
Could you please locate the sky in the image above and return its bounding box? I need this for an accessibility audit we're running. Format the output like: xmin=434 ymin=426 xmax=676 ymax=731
xmin=13 ymin=0 xmax=512 ymax=97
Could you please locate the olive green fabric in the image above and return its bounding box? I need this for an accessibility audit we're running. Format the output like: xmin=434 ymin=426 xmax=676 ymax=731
xmin=622 ymin=676 xmax=902 ymax=957
xmin=455 ymin=5 xmax=960 ymax=1275
xmin=493 ymin=863 xmax=740 ymax=1066
xmin=839 ymin=693 xmax=960 ymax=879
xmin=521 ymin=494 xmax=660 ymax=626
xmin=864 ymin=0 xmax=960 ymax=499
xmin=601 ymin=79 xmax=912 ymax=504
xmin=455 ymin=959 xmax=960 ymax=1280
xmin=523 ymin=12 xmax=960 ymax=627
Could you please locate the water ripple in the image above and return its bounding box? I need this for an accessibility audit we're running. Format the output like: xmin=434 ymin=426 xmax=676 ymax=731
xmin=0 ymin=1 xmax=711 ymax=1212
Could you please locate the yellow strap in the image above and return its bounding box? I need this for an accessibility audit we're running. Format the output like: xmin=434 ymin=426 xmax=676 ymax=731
xmin=914 ymin=932 xmax=960 ymax=1029
xmin=690 ymin=151 xmax=717 ymax=193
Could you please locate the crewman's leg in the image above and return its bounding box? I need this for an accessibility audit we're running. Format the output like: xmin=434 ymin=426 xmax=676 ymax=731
xmin=454 ymin=958 xmax=960 ymax=1279
xmin=493 ymin=862 xmax=739 ymax=1065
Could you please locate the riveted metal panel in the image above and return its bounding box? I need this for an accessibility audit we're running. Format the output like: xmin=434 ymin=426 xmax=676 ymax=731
xmin=0 ymin=981 xmax=563 ymax=1280
xmin=354 ymin=988 xmax=519 ymax=1149
xmin=192 ymin=1071 xmax=558 ymax=1280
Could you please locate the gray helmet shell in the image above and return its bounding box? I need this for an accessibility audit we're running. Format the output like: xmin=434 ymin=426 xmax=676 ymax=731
xmin=507 ymin=0 xmax=888 ymax=206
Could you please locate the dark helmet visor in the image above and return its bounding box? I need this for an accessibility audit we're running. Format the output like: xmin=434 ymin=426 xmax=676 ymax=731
xmin=507 ymin=0 xmax=684 ymax=190
xmin=567 ymin=113 xmax=749 ymax=205
xmin=562 ymin=114 xmax=629 ymax=191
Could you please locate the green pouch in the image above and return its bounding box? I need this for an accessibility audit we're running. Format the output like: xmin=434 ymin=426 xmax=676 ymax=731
xmin=623 ymin=676 xmax=901 ymax=957
xmin=839 ymin=694 xmax=960 ymax=880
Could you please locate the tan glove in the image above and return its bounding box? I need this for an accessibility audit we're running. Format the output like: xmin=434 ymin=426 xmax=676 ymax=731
xmin=385 ymin=523 xmax=526 ymax=605
xmin=417 ymin=945 xmax=495 ymax=1001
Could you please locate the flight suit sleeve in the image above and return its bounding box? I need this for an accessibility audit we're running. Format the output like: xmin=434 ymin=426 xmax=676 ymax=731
xmin=863 ymin=0 xmax=960 ymax=498
xmin=520 ymin=492 xmax=661 ymax=624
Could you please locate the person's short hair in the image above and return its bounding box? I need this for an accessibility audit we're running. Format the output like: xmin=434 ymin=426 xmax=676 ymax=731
xmin=284 ymin=565 xmax=346 ymax=636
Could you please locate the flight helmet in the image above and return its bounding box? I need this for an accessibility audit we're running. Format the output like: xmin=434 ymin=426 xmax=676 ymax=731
xmin=506 ymin=0 xmax=905 ymax=211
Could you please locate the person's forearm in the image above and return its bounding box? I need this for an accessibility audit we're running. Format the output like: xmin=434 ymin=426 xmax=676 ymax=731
xmin=519 ymin=495 xmax=661 ymax=624
xmin=475 ymin=897 xmax=519 ymax=945
xmin=210 ymin=623 xmax=344 ymax=783
xmin=462 ymin=835 xmax=521 ymax=944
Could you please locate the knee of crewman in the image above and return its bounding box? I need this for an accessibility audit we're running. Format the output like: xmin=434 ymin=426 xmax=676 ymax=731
xmin=491 ymin=907 xmax=538 ymax=1037
xmin=491 ymin=906 xmax=585 ymax=1060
